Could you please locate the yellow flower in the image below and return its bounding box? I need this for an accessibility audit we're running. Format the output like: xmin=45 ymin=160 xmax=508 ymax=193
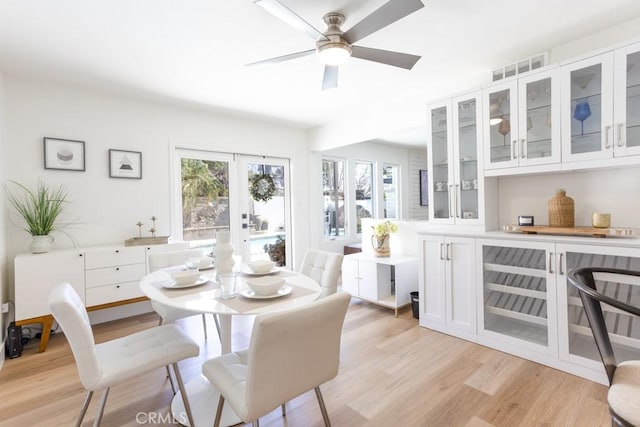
xmin=372 ymin=221 xmax=398 ymax=237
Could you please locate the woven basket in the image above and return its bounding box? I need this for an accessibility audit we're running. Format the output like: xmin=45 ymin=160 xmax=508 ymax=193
xmin=548 ymin=189 xmax=574 ymax=227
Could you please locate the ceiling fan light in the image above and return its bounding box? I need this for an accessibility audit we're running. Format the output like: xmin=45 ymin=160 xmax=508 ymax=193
xmin=318 ymin=44 xmax=351 ymax=66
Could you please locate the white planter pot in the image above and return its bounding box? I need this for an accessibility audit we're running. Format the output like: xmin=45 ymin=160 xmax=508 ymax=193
xmin=30 ymin=235 xmax=54 ymax=254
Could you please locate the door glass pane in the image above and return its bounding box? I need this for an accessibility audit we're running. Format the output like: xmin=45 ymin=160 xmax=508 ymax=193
xmin=626 ymin=51 xmax=640 ymax=148
xmin=431 ymin=106 xmax=449 ymax=219
xmin=565 ymin=252 xmax=640 ymax=363
xmin=526 ymin=77 xmax=553 ymax=159
xmin=483 ymin=245 xmax=549 ymax=346
xmin=247 ymin=162 xmax=286 ymax=264
xmin=354 ymin=161 xmax=373 ymax=233
xmin=570 ymin=64 xmax=602 ymax=154
xmin=180 ymin=158 xmax=230 ymax=251
xmin=323 ymin=158 xmax=345 ymax=237
xmin=488 ymin=88 xmax=512 ymax=164
xmin=457 ymin=98 xmax=478 ymax=220
xmin=383 ymin=164 xmax=398 ymax=219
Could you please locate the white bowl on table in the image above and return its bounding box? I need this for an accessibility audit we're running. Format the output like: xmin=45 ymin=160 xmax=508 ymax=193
xmin=246 ymin=276 xmax=285 ymax=296
xmin=246 ymin=260 xmax=276 ymax=274
xmin=169 ymin=270 xmax=200 ymax=286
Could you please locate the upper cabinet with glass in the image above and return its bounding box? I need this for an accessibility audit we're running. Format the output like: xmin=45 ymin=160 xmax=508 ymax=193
xmin=427 ymin=91 xmax=483 ymax=225
xmin=483 ymin=67 xmax=561 ymax=173
xmin=562 ymin=42 xmax=640 ymax=162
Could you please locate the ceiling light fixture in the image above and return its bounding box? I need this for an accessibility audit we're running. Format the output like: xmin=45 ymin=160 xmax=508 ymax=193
xmin=317 ymin=43 xmax=352 ymax=66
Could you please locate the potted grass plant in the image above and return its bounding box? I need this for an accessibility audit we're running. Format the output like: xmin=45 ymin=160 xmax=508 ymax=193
xmin=7 ymin=180 xmax=70 ymax=253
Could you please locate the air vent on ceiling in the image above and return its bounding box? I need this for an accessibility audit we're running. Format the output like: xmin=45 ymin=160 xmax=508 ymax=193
xmin=492 ymin=52 xmax=549 ymax=81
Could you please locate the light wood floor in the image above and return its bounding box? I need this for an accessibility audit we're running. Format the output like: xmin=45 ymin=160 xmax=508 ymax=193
xmin=0 ymin=299 xmax=611 ymax=427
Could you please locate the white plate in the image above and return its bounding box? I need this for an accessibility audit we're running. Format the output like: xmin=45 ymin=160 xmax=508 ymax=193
xmin=240 ymin=284 xmax=292 ymax=299
xmin=162 ymin=276 xmax=209 ymax=289
xmin=242 ymin=267 xmax=280 ymax=276
xmin=199 ymin=265 xmax=215 ymax=271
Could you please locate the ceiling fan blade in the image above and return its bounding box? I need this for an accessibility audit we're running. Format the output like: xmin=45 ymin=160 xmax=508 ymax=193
xmin=351 ymin=45 xmax=420 ymax=70
xmin=322 ymin=65 xmax=338 ymax=91
xmin=246 ymin=49 xmax=316 ymax=66
xmin=342 ymin=0 xmax=424 ymax=45
xmin=255 ymin=0 xmax=328 ymax=41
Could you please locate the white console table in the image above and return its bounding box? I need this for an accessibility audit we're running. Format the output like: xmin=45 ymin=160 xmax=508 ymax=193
xmin=13 ymin=242 xmax=187 ymax=352
xmin=342 ymin=253 xmax=418 ymax=317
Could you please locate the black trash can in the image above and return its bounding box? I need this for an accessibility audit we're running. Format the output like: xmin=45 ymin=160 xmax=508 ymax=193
xmin=410 ymin=291 xmax=419 ymax=319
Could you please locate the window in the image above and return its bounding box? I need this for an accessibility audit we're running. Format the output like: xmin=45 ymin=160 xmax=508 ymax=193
xmin=383 ymin=164 xmax=399 ymax=219
xmin=322 ymin=158 xmax=345 ymax=237
xmin=354 ymin=161 xmax=373 ymax=234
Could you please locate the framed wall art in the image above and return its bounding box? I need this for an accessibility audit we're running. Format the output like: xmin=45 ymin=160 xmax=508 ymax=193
xmin=109 ymin=149 xmax=142 ymax=179
xmin=44 ymin=137 xmax=85 ymax=171
xmin=419 ymin=169 xmax=429 ymax=206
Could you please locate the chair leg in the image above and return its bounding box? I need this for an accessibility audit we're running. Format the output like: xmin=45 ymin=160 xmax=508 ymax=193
xmin=166 ymin=365 xmax=177 ymax=394
xmin=212 ymin=314 xmax=222 ymax=341
xmin=201 ymin=313 xmax=208 ymax=340
xmin=75 ymin=390 xmax=93 ymax=427
xmin=172 ymin=362 xmax=195 ymax=427
xmin=252 ymin=420 xmax=259 ymax=427
xmin=214 ymin=395 xmax=225 ymax=427
xmin=281 ymin=403 xmax=286 ymax=417
xmin=314 ymin=386 xmax=332 ymax=427
xmin=92 ymin=388 xmax=110 ymax=427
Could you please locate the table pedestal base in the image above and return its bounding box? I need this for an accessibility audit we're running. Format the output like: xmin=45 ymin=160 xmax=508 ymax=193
xmin=171 ymin=374 xmax=241 ymax=427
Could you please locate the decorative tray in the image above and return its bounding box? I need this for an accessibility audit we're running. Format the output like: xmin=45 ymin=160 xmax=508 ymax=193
xmin=503 ymin=225 xmax=639 ymax=238
xmin=124 ymin=236 xmax=170 ymax=246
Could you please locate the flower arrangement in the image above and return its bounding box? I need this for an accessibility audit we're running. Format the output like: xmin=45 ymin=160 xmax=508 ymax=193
xmin=372 ymin=220 xmax=398 ymax=237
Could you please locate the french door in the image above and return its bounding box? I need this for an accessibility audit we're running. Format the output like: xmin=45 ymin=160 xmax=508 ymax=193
xmin=171 ymin=148 xmax=291 ymax=267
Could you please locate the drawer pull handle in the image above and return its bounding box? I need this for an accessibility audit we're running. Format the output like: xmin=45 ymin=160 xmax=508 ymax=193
xmin=115 ymin=250 xmax=120 ymax=254
xmin=116 ymin=267 xmax=120 ymax=271
xmin=116 ymin=285 xmax=120 ymax=288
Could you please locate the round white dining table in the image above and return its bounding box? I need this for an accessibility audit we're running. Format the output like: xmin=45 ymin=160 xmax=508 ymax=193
xmin=139 ymin=268 xmax=321 ymax=427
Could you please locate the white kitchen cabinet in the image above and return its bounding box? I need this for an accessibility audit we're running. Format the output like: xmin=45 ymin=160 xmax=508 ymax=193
xmin=483 ymin=67 xmax=561 ymax=172
xmin=476 ymin=239 xmax=558 ymax=359
xmin=561 ymin=43 xmax=640 ymax=163
xmin=342 ymin=253 xmax=418 ymax=317
xmin=419 ymin=234 xmax=476 ymax=341
xmin=556 ymin=243 xmax=640 ymax=382
xmin=427 ymin=91 xmax=483 ymax=224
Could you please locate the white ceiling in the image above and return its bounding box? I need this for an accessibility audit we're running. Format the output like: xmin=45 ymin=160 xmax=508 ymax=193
xmin=1 ymin=0 xmax=640 ymax=145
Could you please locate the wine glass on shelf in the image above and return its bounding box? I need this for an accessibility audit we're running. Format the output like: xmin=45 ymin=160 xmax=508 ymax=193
xmin=573 ymin=101 xmax=591 ymax=135
xmin=498 ymin=117 xmax=510 ymax=144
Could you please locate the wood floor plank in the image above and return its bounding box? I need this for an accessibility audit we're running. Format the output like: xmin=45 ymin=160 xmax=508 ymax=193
xmin=0 ymin=298 xmax=610 ymax=426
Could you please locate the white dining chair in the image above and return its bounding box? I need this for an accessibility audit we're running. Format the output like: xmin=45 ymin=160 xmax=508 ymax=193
xmin=299 ymin=249 xmax=344 ymax=298
xmin=49 ymin=282 xmax=199 ymax=427
xmin=148 ymin=248 xmax=221 ymax=341
xmin=202 ymin=292 xmax=351 ymax=427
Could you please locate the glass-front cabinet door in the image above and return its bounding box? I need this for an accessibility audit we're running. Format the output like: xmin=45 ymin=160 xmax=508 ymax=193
xmin=483 ymin=81 xmax=518 ymax=169
xmin=557 ymin=244 xmax=640 ymax=378
xmin=452 ymin=92 xmax=482 ymax=223
xmin=517 ymin=68 xmax=561 ymax=166
xmin=613 ymin=41 xmax=640 ymax=157
xmin=561 ymin=52 xmax=615 ymax=162
xmin=477 ymin=239 xmax=558 ymax=356
xmin=427 ymin=101 xmax=453 ymax=222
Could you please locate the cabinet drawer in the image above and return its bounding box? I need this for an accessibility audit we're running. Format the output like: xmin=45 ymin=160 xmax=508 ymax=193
xmin=85 ymin=246 xmax=145 ymax=269
xmin=85 ymin=281 xmax=144 ymax=307
xmin=85 ymin=263 xmax=145 ymax=288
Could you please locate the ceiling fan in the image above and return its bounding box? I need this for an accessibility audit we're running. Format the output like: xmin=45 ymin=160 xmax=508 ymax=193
xmin=249 ymin=0 xmax=424 ymax=90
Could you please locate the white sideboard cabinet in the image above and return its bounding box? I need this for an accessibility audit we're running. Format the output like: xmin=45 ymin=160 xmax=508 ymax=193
xmin=342 ymin=253 xmax=418 ymax=317
xmin=14 ymin=242 xmax=188 ymax=352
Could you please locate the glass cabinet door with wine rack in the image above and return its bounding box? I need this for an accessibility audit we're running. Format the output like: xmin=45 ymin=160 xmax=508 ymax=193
xmin=427 ymin=91 xmax=482 ymax=225
xmin=483 ymin=67 xmax=560 ymax=171
xmin=477 ymin=239 xmax=558 ymax=356
xmin=557 ymin=243 xmax=640 ymax=377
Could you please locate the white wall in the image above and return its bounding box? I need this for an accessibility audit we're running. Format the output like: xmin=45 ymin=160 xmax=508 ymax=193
xmin=3 ymin=76 xmax=310 ymax=300
xmin=497 ymin=167 xmax=640 ymax=229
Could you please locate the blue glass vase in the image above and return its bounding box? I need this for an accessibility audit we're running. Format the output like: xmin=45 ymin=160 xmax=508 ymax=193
xmin=573 ymin=101 xmax=591 ymax=135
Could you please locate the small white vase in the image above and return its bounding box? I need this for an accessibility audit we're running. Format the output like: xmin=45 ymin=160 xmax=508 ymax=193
xmin=214 ymin=230 xmax=235 ymax=277
xmin=30 ymin=235 xmax=54 ymax=254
